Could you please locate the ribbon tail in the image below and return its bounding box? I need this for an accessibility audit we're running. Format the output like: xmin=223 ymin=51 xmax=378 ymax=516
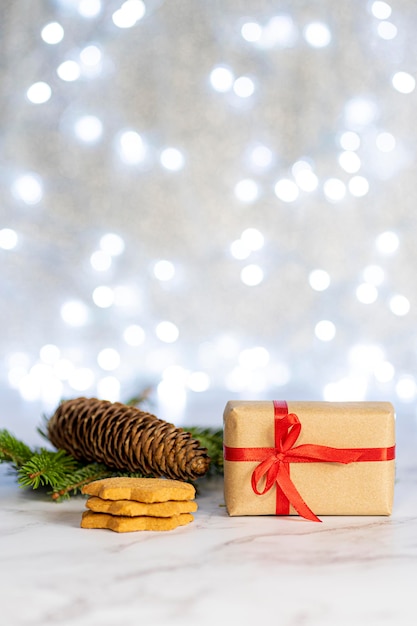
xmin=251 ymin=457 xmax=279 ymax=495
xmin=276 ymin=463 xmax=322 ymax=523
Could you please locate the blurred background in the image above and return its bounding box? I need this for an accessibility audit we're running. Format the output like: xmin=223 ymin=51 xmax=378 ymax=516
xmin=1 ymin=0 xmax=417 ymax=440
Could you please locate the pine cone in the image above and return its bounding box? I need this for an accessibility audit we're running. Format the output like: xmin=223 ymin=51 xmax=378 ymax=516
xmin=47 ymin=397 xmax=211 ymax=481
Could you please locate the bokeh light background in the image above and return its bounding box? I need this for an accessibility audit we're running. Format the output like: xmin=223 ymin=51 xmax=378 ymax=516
xmin=2 ymin=0 xmax=417 ymax=437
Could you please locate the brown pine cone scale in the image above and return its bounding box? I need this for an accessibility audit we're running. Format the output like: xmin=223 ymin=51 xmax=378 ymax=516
xmin=47 ymin=397 xmax=211 ymax=481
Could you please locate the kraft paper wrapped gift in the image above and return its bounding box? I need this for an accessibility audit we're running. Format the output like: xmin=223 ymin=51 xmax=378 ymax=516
xmin=223 ymin=400 xmax=396 ymax=521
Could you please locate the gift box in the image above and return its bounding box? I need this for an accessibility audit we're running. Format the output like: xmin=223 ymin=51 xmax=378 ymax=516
xmin=223 ymin=400 xmax=395 ymax=521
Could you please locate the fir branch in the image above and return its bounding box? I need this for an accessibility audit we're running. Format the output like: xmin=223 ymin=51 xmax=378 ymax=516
xmin=0 ymin=429 xmax=35 ymax=468
xmin=50 ymin=465 xmax=152 ymax=501
xmin=49 ymin=463 xmax=115 ymax=501
xmin=18 ymin=449 xmax=77 ymax=489
xmin=125 ymin=386 xmax=153 ymax=407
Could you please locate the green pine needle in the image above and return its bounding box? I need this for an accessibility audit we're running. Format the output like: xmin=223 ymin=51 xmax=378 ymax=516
xmin=18 ymin=448 xmax=77 ymax=490
xmin=0 ymin=429 xmax=34 ymax=468
xmin=125 ymin=387 xmax=153 ymax=407
xmin=48 ymin=462 xmax=115 ymax=501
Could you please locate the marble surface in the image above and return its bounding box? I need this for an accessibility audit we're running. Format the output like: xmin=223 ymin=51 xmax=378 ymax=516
xmin=1 ymin=416 xmax=417 ymax=626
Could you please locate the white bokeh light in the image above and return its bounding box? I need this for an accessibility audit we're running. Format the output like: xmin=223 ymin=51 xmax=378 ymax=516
xmin=338 ymin=151 xmax=361 ymax=173
xmin=60 ymin=300 xmax=89 ymax=327
xmin=92 ymin=286 xmax=115 ymax=308
xmin=123 ymin=324 xmax=145 ymax=346
xmin=233 ymin=76 xmax=255 ymax=98
xmin=292 ymin=161 xmax=318 ymax=192
xmin=376 ymin=132 xmax=396 ymax=152
xmin=226 ymin=367 xmax=268 ymax=393
xmin=78 ymin=0 xmax=102 ymax=18
xmin=344 ymin=97 xmax=378 ymax=129
xmin=323 ymin=178 xmax=346 ymax=202
xmin=225 ymin=367 xmax=251 ymax=392
xmin=230 ymin=239 xmax=251 ymax=260
xmin=114 ymin=285 xmax=137 ymax=307
xmin=209 ymin=66 xmax=234 ymax=92
xmin=240 ymin=264 xmax=264 ymax=286
xmin=7 ymin=352 xmax=31 ymax=370
xmin=396 ymin=375 xmax=417 ymax=401
xmin=348 ymin=176 xmax=369 ymax=197
xmin=309 ymin=269 xmax=330 ymax=291
xmin=112 ymin=0 xmax=146 ymax=28
xmin=68 ymin=367 xmax=95 ymax=391
xmin=18 ymin=374 xmax=41 ymax=402
xmin=41 ymin=377 xmax=63 ymax=406
xmin=26 ymin=82 xmax=52 ymax=104
xmin=349 ymin=344 xmax=385 ymax=371
xmin=80 ymin=45 xmax=102 ymax=67
xmin=392 ymin=72 xmax=416 ymax=94
xmin=162 ymin=365 xmax=188 ymax=385
xmin=238 ymin=346 xmax=270 ymax=369
xmin=153 ymin=260 xmax=175 ymax=281
xmin=41 ymin=22 xmax=64 ymax=44
xmin=97 ymin=348 xmax=121 ymax=371
xmin=100 ymin=233 xmax=125 ymax=256
xmin=118 ymin=131 xmax=146 ymax=164
xmin=376 ymin=231 xmax=399 ymax=254
xmin=315 ymin=320 xmax=336 ymax=341
xmin=0 ymin=228 xmax=18 ymax=250
xmin=303 ymin=22 xmax=331 ymax=48
xmin=12 ymin=174 xmax=43 ymax=205
xmin=323 ymin=377 xmax=367 ymax=402
xmin=371 ymin=1 xmax=392 ymax=19
xmin=356 ymin=283 xmax=378 ymax=304
xmin=274 ymin=178 xmax=299 ymax=202
xmin=160 ymin=147 xmax=185 ymax=171
xmin=363 ymin=265 xmax=385 ymax=285
xmin=8 ymin=366 xmax=28 ymax=390
xmin=187 ymin=371 xmax=210 ymax=392
xmin=18 ymin=364 xmax=64 ymax=406
xmin=250 ymin=145 xmax=273 ymax=168
xmin=241 ymin=21 xmax=262 ymax=43
xmin=261 ymin=15 xmax=297 ymax=48
xmin=90 ymin=250 xmax=112 ymax=271
xmin=40 ymin=344 xmax=60 ymax=364
xmin=339 ymin=131 xmax=361 ymax=151
xmin=389 ymin=294 xmax=410 ymax=316
xmin=54 ymin=358 xmax=75 ymax=381
xmin=374 ymin=361 xmax=395 ymax=383
xmin=74 ymin=115 xmax=103 ymax=143
xmin=157 ymin=379 xmax=186 ymax=421
xmin=270 ymin=362 xmax=291 ymax=386
xmin=377 ymin=21 xmax=397 ymax=40
xmin=240 ymin=228 xmax=264 ymax=251
xmin=97 ymin=376 xmax=121 ymax=402
xmin=57 ymin=60 xmax=81 ymax=81
xmin=234 ymin=179 xmax=259 ymax=203
xmin=156 ymin=321 xmax=179 ymax=343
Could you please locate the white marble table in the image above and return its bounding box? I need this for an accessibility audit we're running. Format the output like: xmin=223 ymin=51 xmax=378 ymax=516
xmin=1 ymin=414 xmax=417 ymax=626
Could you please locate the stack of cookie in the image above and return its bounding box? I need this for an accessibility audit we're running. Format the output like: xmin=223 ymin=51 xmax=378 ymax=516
xmin=80 ymin=477 xmax=197 ymax=532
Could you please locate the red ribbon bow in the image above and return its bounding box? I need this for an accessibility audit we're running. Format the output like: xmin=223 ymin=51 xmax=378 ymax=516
xmin=224 ymin=401 xmax=395 ymax=522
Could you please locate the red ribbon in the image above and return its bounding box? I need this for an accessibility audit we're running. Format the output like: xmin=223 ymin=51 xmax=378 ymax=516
xmin=224 ymin=400 xmax=396 ymax=522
